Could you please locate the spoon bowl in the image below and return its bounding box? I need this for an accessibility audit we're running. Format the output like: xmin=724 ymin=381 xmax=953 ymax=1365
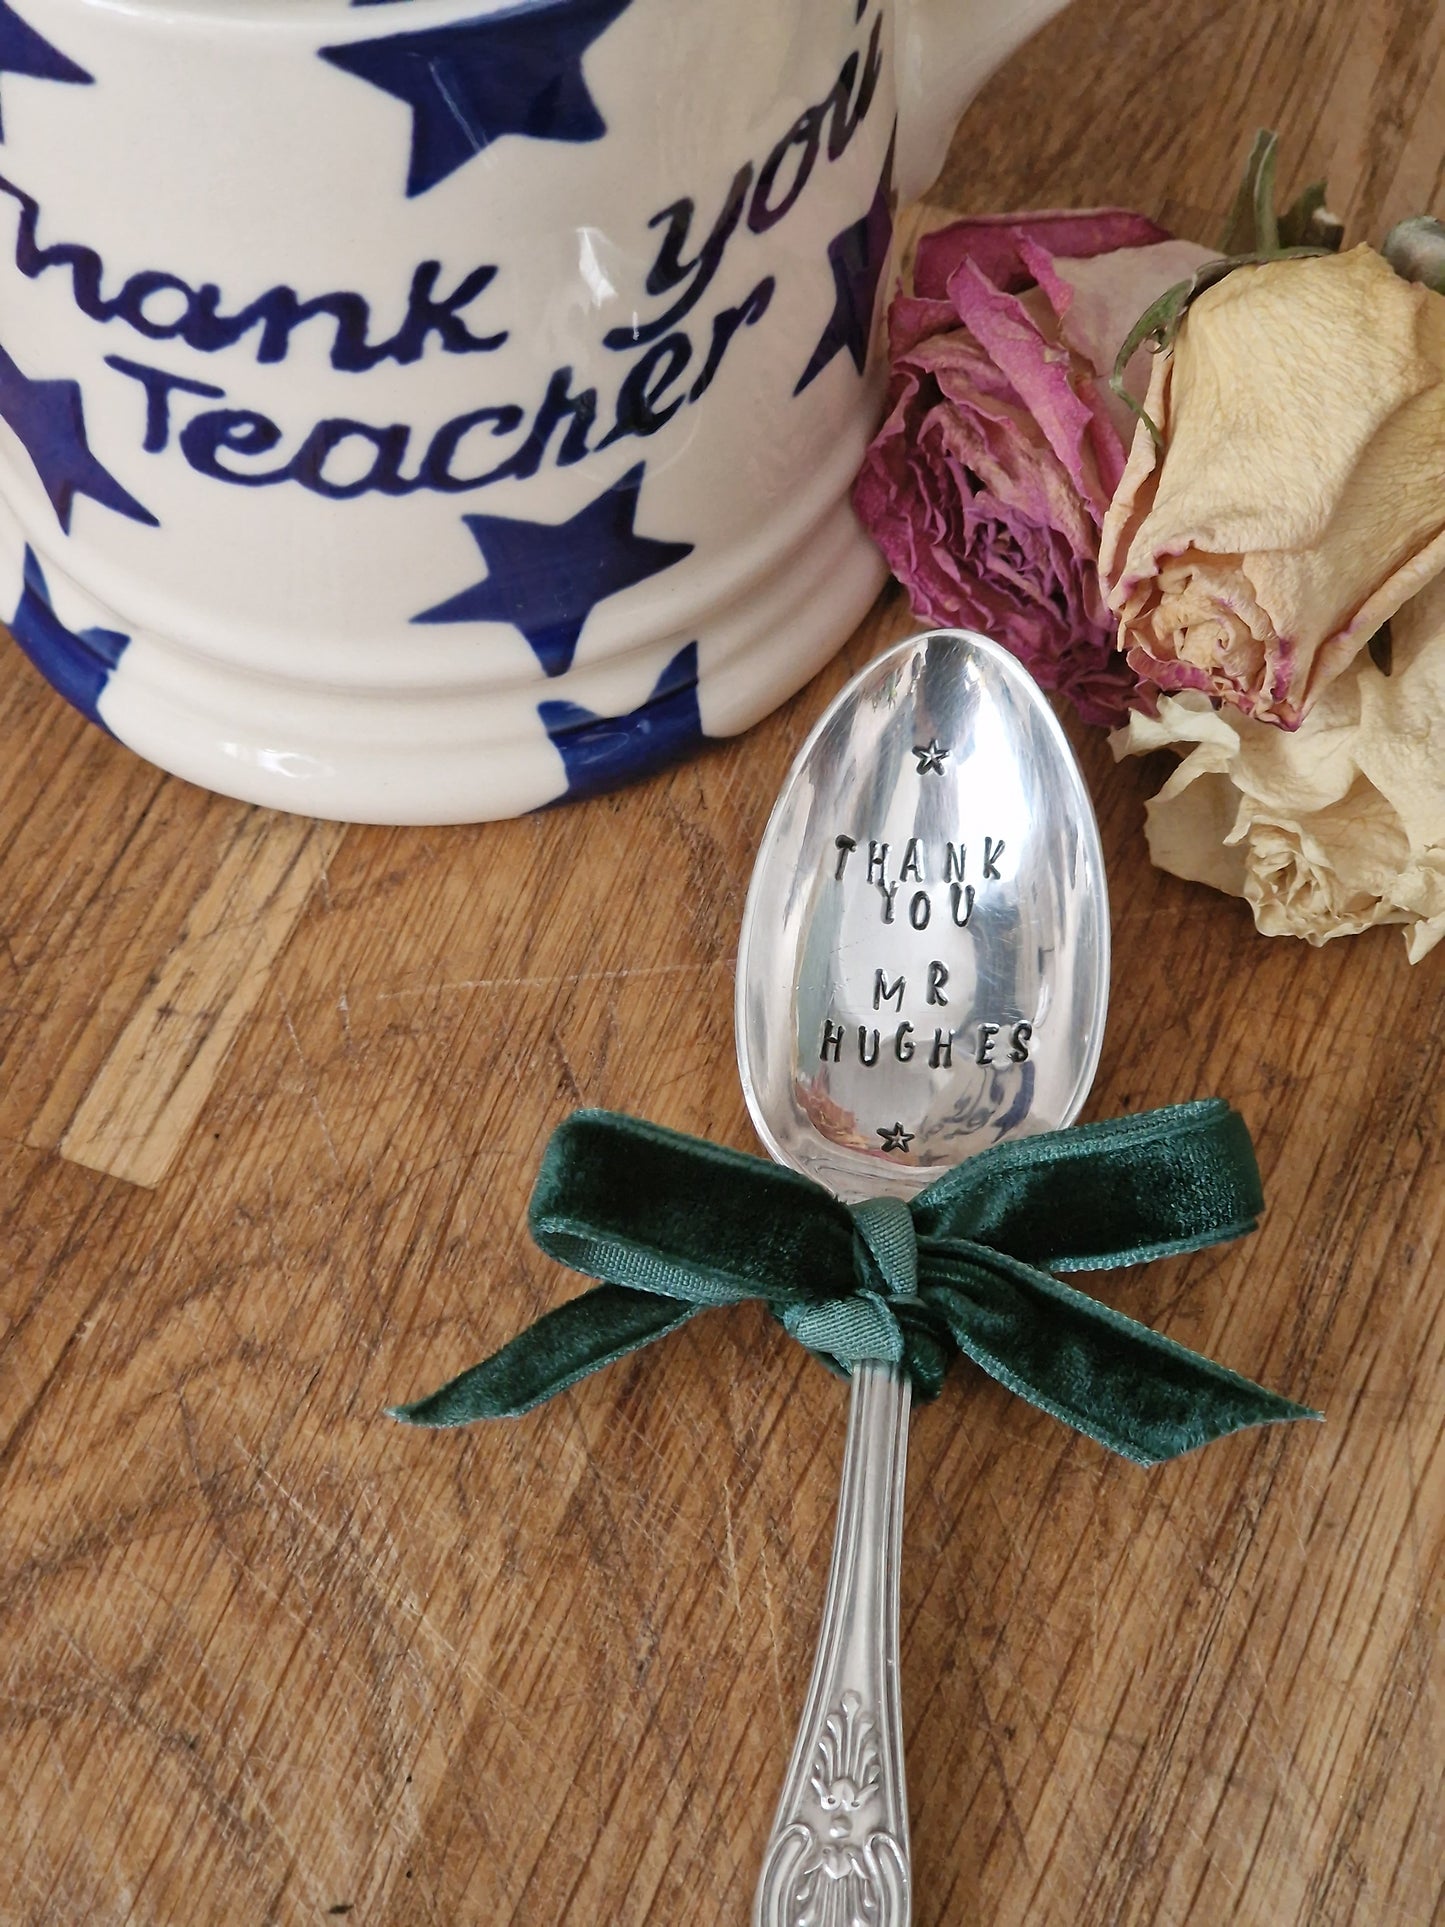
xmin=737 ymin=629 xmax=1110 ymax=1925
xmin=738 ymin=627 xmax=1110 ymax=1201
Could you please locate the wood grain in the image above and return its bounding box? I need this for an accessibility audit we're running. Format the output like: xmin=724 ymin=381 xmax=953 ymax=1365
xmin=4 ymin=3 xmax=1445 ymax=1922
xmin=49 ymin=813 xmax=344 ymax=1187
xmin=0 ymin=679 xmax=345 ymax=1185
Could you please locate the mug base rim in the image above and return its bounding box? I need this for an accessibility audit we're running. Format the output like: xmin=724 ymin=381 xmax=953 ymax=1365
xmin=5 ymin=511 xmax=890 ymax=823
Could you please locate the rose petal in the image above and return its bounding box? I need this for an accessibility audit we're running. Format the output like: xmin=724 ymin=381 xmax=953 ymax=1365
xmin=1109 ymin=572 xmax=1445 ymax=957
xmin=1038 ymin=239 xmax=1218 ymax=449
xmin=1103 ymin=248 xmax=1445 ymax=725
xmin=942 ymin=260 xmax=1113 ymax=523
xmin=855 ymin=208 xmax=1202 ymax=729
xmin=914 ymin=208 xmax=1171 ymax=299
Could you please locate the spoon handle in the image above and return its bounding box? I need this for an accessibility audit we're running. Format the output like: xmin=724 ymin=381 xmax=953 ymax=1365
xmin=754 ymin=1360 xmax=912 ymax=1927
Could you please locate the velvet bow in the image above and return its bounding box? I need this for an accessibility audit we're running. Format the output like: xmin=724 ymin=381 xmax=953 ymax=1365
xmin=393 ymin=1102 xmax=1319 ymax=1466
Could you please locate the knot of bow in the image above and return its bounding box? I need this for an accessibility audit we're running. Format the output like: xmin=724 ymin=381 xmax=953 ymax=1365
xmin=393 ymin=1101 xmax=1318 ymax=1467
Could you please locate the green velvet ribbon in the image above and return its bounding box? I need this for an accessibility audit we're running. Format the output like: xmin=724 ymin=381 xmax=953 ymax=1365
xmin=392 ymin=1101 xmax=1320 ymax=1466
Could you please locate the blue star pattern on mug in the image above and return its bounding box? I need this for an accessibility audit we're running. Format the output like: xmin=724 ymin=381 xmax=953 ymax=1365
xmin=0 ymin=0 xmax=90 ymax=141
xmin=794 ymin=133 xmax=895 ymax=394
xmin=539 ymin=640 xmax=707 ymax=800
xmin=319 ymin=0 xmax=636 ymax=198
xmin=8 ymin=544 xmax=128 ymax=729
xmin=0 ymin=0 xmax=902 ymax=816
xmin=413 ymin=462 xmax=693 ymax=679
xmin=0 ymin=343 xmax=157 ymax=533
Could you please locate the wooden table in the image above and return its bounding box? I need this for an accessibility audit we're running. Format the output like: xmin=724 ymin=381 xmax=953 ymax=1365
xmin=4 ymin=3 xmax=1443 ymax=1920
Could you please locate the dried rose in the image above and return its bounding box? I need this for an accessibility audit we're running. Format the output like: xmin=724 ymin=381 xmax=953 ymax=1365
xmin=1101 ymin=245 xmax=1445 ymax=728
xmin=852 ymin=211 xmax=1215 ymax=727
xmin=1110 ymin=573 xmax=1445 ymax=960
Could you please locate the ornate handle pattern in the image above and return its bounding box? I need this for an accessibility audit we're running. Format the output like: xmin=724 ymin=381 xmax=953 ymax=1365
xmin=754 ymin=1361 xmax=912 ymax=1927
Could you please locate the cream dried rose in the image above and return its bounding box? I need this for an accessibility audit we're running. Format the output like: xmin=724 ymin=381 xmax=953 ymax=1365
xmin=1101 ymin=245 xmax=1445 ymax=728
xmin=1110 ymin=572 xmax=1445 ymax=960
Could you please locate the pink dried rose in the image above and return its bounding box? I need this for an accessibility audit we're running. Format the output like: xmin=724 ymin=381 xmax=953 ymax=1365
xmin=852 ymin=210 xmax=1214 ymax=726
xmin=1100 ymin=246 xmax=1445 ymax=729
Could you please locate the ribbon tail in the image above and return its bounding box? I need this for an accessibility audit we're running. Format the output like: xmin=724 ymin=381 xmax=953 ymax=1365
xmin=389 ymin=1283 xmax=700 ymax=1425
xmin=927 ymin=1259 xmax=1320 ymax=1467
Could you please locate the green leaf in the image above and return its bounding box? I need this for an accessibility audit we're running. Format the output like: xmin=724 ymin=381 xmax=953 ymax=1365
xmin=1278 ymin=179 xmax=1324 ymax=248
xmin=1277 ymin=179 xmax=1344 ymax=251
xmin=1221 ymin=131 xmax=1338 ymax=259
xmin=1220 ymin=128 xmax=1279 ymax=254
xmin=1252 ymin=134 xmax=1280 ymax=255
xmin=1109 ymin=276 xmax=1193 ymax=448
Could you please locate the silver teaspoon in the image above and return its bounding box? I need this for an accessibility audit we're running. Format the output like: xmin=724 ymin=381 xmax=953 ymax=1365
xmin=736 ymin=628 xmax=1111 ymax=1926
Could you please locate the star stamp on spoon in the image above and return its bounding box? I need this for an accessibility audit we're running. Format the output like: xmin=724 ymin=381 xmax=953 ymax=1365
xmin=736 ymin=628 xmax=1110 ymax=1926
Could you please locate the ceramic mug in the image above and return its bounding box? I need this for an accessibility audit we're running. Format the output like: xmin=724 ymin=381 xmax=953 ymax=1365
xmin=0 ymin=0 xmax=1067 ymax=822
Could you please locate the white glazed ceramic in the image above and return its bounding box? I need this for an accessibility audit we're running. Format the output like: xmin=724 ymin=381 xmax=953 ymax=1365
xmin=0 ymin=0 xmax=1069 ymax=821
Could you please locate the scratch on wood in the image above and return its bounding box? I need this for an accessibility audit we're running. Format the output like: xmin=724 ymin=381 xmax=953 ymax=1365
xmin=279 ymin=996 xmax=345 ymax=1178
